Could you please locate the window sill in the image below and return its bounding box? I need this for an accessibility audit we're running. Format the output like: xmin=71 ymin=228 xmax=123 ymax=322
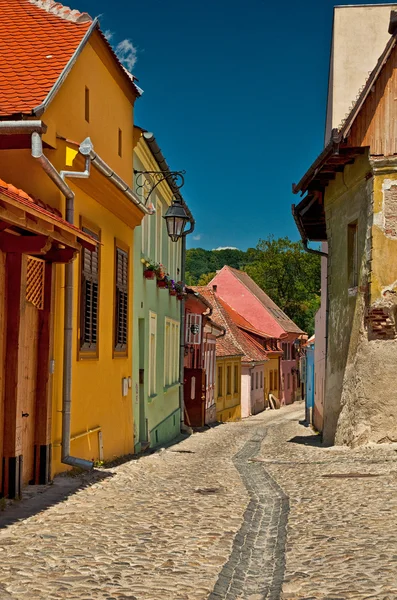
xmin=148 ymin=393 xmax=158 ymax=403
xmin=163 ymin=383 xmax=181 ymax=393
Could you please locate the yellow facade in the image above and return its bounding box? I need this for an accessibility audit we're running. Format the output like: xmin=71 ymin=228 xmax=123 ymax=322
xmin=216 ymin=357 xmax=242 ymax=422
xmin=264 ymin=357 xmax=280 ymax=402
xmin=0 ymin=32 xmax=143 ymax=473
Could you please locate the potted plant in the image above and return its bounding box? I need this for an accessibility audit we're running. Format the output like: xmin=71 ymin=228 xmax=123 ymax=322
xmin=168 ymin=279 xmax=177 ymax=296
xmin=142 ymin=258 xmax=156 ymax=280
xmin=175 ymin=281 xmax=186 ymax=300
xmin=156 ymin=264 xmax=168 ymax=288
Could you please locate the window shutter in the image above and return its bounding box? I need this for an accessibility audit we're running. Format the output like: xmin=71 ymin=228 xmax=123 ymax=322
xmin=80 ymin=229 xmax=99 ymax=351
xmin=185 ymin=313 xmax=202 ymax=345
xmin=115 ymin=247 xmax=129 ymax=352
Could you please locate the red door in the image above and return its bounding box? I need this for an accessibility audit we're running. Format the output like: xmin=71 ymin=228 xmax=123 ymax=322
xmin=184 ymin=368 xmax=205 ymax=427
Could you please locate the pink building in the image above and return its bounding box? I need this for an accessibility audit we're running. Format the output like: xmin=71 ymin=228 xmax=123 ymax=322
xmin=210 ymin=267 xmax=304 ymax=405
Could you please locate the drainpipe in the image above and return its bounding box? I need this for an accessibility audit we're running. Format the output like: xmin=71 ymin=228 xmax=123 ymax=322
xmin=179 ymin=216 xmax=195 ymax=431
xmin=31 ymin=132 xmax=93 ymax=471
xmin=302 ymin=239 xmax=328 ymax=258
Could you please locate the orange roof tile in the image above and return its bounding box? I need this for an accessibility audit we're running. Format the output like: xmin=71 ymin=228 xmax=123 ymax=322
xmin=0 ymin=0 xmax=139 ymax=117
xmin=0 ymin=0 xmax=93 ymax=116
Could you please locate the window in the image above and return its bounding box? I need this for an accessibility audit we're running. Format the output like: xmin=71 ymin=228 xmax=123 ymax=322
xmin=114 ymin=244 xmax=129 ymax=354
xmin=348 ymin=221 xmax=358 ymax=289
xmin=164 ymin=317 xmax=180 ymax=386
xmin=85 ymin=87 xmax=90 ymax=122
xmin=234 ymin=364 xmax=239 ymax=394
xmin=80 ymin=224 xmax=100 ymax=355
xmin=217 ymin=366 xmax=223 ymax=397
xmin=149 ymin=312 xmax=157 ymax=396
xmin=270 ymin=370 xmax=273 ymax=390
xmin=118 ymin=128 xmax=123 ymax=157
xmin=226 ymin=365 xmax=232 ymax=395
xmin=274 ymin=371 xmax=278 ymax=390
xmin=251 ymin=373 xmax=254 ymax=390
xmin=260 ymin=370 xmax=263 ymax=389
xmin=256 ymin=371 xmax=259 ymax=389
xmin=155 ymin=197 xmax=162 ymax=263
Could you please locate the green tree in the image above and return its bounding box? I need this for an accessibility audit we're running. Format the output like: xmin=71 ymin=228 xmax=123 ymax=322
xmin=197 ymin=272 xmax=217 ymax=286
xmin=244 ymin=236 xmax=320 ymax=335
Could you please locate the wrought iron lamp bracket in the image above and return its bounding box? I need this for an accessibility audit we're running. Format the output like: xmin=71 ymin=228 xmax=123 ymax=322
xmin=134 ymin=169 xmax=186 ymax=207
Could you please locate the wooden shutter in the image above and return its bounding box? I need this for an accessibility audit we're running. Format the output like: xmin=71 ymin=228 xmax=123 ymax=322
xmin=80 ymin=227 xmax=99 ymax=352
xmin=115 ymin=246 xmax=129 ymax=353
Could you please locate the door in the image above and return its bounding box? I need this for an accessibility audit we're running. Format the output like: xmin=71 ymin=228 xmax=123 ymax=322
xmin=184 ymin=368 xmax=205 ymax=427
xmin=21 ymin=301 xmax=39 ymax=484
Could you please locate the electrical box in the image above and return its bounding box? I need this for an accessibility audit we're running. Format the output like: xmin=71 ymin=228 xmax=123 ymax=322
xmin=122 ymin=377 xmax=128 ymax=397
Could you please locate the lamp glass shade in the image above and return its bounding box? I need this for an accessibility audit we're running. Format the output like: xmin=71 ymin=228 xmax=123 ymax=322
xmin=164 ymin=200 xmax=189 ymax=242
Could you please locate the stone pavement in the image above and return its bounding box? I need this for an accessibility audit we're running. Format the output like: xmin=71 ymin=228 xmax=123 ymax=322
xmin=1 ymin=403 xmax=397 ymax=599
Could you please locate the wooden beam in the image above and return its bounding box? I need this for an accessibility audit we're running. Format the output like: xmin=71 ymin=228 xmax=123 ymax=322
xmin=0 ymin=233 xmax=52 ymax=254
xmin=44 ymin=247 xmax=77 ymax=263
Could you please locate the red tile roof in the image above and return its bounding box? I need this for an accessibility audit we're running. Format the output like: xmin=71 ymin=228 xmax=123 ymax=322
xmin=221 ymin=266 xmax=304 ymax=335
xmin=0 ymin=0 xmax=92 ymax=116
xmin=193 ymin=286 xmax=268 ymax=364
xmin=0 ymin=0 xmax=140 ymax=117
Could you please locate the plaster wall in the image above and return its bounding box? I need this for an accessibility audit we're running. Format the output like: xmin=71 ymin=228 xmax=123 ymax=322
xmin=335 ymin=162 xmax=397 ymax=446
xmin=281 ymin=359 xmax=296 ymax=405
xmin=132 ymin=150 xmax=182 ymax=451
xmin=325 ymin=4 xmax=396 ymax=142
xmin=323 ymin=155 xmax=371 ymax=445
xmin=240 ymin=368 xmax=252 ymax=419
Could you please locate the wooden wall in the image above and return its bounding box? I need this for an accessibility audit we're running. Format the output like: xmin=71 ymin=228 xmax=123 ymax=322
xmin=348 ymin=43 xmax=397 ymax=156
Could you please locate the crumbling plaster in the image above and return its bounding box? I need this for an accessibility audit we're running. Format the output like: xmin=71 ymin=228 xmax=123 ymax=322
xmin=324 ymin=156 xmax=397 ymax=446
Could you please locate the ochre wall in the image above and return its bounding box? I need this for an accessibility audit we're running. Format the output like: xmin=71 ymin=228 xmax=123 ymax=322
xmin=216 ymin=357 xmax=241 ymax=422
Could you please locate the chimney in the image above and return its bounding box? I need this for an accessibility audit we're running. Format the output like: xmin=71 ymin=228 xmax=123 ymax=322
xmin=389 ymin=10 xmax=397 ymax=35
xmin=212 ymin=284 xmax=217 ymax=293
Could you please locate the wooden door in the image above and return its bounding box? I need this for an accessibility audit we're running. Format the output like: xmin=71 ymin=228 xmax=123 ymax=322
xmin=184 ymin=368 xmax=205 ymax=427
xmin=20 ymin=302 xmax=39 ymax=484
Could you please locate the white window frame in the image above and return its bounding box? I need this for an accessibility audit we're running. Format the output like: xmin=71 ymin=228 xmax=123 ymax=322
xmin=164 ymin=317 xmax=180 ymax=387
xmin=149 ymin=312 xmax=157 ymax=396
xmin=155 ymin=196 xmax=162 ymax=264
xmin=185 ymin=313 xmax=202 ymax=345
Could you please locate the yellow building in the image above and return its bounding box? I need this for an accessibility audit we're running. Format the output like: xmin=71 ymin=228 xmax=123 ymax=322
xmin=216 ymin=356 xmax=242 ymax=422
xmin=0 ymin=1 xmax=149 ymax=486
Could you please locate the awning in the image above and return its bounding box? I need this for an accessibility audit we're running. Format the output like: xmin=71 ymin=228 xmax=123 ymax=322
xmin=0 ymin=179 xmax=97 ymax=262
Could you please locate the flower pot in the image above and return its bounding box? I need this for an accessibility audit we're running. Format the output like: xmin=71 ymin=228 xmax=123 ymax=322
xmin=144 ymin=269 xmax=155 ymax=280
xmin=169 ymin=290 xmax=177 ymax=296
xmin=177 ymin=293 xmax=184 ymax=300
xmin=157 ymin=279 xmax=167 ymax=289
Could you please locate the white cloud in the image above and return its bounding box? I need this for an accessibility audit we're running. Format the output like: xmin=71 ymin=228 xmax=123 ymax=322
xmin=104 ymin=29 xmax=114 ymax=42
xmin=115 ymin=39 xmax=138 ymax=71
xmin=193 ymin=234 xmax=201 ymax=241
xmin=212 ymin=246 xmax=239 ymax=251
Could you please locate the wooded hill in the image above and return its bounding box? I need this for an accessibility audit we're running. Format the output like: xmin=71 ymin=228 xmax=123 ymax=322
xmin=186 ymin=237 xmax=321 ymax=335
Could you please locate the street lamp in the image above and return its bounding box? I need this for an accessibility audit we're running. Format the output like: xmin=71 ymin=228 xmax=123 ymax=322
xmin=163 ymin=198 xmax=190 ymax=242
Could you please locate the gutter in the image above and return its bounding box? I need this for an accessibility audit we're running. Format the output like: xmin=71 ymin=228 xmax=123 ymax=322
xmin=31 ymin=131 xmax=93 ymax=471
xmin=291 ymin=204 xmax=328 ymax=258
xmin=58 ymin=136 xmax=154 ymax=216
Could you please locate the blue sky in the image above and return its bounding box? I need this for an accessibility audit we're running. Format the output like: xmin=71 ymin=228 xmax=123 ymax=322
xmin=79 ymin=0 xmax=389 ymax=250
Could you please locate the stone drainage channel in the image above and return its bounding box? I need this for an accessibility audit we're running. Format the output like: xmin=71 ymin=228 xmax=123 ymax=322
xmin=209 ymin=430 xmax=289 ymax=600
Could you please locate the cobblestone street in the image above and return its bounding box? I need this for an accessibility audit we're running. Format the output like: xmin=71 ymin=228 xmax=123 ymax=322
xmin=1 ymin=402 xmax=397 ymax=599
